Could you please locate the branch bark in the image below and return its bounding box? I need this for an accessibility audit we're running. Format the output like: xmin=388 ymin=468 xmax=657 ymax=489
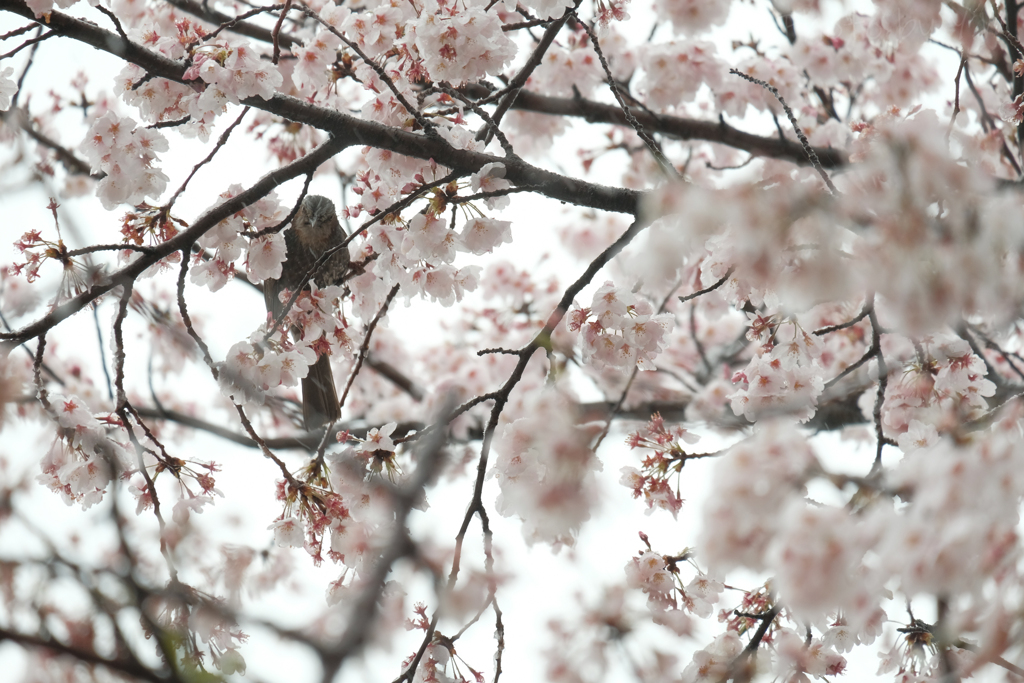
xmin=156 ymin=0 xmax=847 ymax=169
xmin=0 ymin=0 xmax=641 ymax=215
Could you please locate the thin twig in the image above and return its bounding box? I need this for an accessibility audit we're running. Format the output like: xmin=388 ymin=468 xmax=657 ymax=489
xmin=730 ymin=69 xmax=839 ymax=195
xmin=95 ymin=5 xmax=127 ymax=41
xmin=866 ymin=301 xmax=889 ymax=472
xmin=577 ymin=15 xmax=679 ymax=179
xmin=482 ymin=2 xmax=578 ymax=139
xmin=193 ymin=2 xmax=287 ymax=46
xmin=947 ymin=51 xmax=967 ymax=140
xmin=813 ymin=299 xmax=872 ymax=336
xmin=0 ymin=29 xmax=53 ymax=61
xmin=165 ymin=106 xmax=250 ymax=212
xmin=93 ymin=304 xmax=113 ymax=402
xmin=338 ymin=284 xmax=401 ymax=409
xmin=271 ymin=0 xmax=292 ymax=64
xmin=679 ymin=268 xmax=732 ymax=304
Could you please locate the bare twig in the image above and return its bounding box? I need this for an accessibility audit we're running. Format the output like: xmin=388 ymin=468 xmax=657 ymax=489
xmin=0 ymin=28 xmax=53 ymax=60
xmin=338 ymin=284 xmax=401 ymax=409
xmin=729 ymin=69 xmax=839 ymax=195
xmin=482 ymin=2 xmax=578 ymax=139
xmin=577 ymin=15 xmax=679 ymax=179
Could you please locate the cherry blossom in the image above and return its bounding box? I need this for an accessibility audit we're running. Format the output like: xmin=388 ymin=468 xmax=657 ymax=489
xmin=639 ymin=41 xmax=723 ymax=110
xmin=459 ymin=216 xmax=512 ymax=255
xmin=469 ymin=162 xmax=511 ymax=210
xmin=681 ymin=632 xmax=742 ymax=683
xmin=79 ymin=112 xmax=169 ymax=209
xmin=268 ymin=516 xmax=306 ymax=548
xmin=245 ymin=233 xmax=287 ymax=283
xmin=9 ymin=0 xmax=1024 ymax=681
xmin=699 ymin=422 xmax=819 ymax=573
xmin=570 ymin=281 xmax=675 ymax=372
xmin=292 ymin=28 xmax=343 ymax=94
xmin=363 ymin=421 xmax=397 ymax=452
xmin=413 ymin=0 xmax=517 ymax=85
xmin=184 ymin=37 xmax=283 ymax=103
xmin=620 ymin=412 xmax=702 ymax=517
xmin=490 ymin=389 xmax=602 ymax=548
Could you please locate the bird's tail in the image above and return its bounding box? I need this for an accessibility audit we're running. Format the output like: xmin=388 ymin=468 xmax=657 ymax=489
xmin=302 ymin=353 xmax=341 ymax=430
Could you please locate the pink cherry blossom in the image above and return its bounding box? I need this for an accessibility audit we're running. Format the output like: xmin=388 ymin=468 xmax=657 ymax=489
xmin=80 ymin=112 xmax=169 ymax=209
xmin=413 ymin=0 xmax=517 ymax=85
xmin=364 ymin=422 xmax=397 ymax=452
xmin=459 ymin=216 xmax=512 ymax=255
xmin=12 ymin=1 xmax=1024 ymax=681
xmin=268 ymin=516 xmax=306 ymax=548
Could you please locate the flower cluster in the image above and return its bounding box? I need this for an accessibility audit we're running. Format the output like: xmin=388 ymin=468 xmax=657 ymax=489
xmin=766 ymin=501 xmax=862 ymax=618
xmin=218 ymin=340 xmax=315 ymax=408
xmin=530 ymin=29 xmax=603 ymax=98
xmin=624 ymin=537 xmax=724 ymax=635
xmin=638 ymin=41 xmax=723 ymax=109
xmin=878 ymin=336 xmax=997 ymax=444
xmin=354 ymin=165 xmax=519 ymax=310
xmin=717 ymin=582 xmax=776 ymax=637
xmin=619 ymin=412 xmax=702 ymax=518
xmin=13 ymin=226 xmax=71 ymax=285
xmin=36 ymin=394 xmax=132 ymax=509
xmin=292 ymin=18 xmax=344 ymax=93
xmin=218 ymin=280 xmax=354 ymax=411
xmin=728 ymin=314 xmax=826 ymax=423
xmin=267 ymin=478 xmax=350 ymax=566
xmin=119 ymin=202 xmax=187 ymax=248
xmin=696 ymin=425 xmax=888 ymax=649
xmin=698 ymin=422 xmax=818 ymax=573
xmin=880 ymin=431 xmax=1024 ymax=597
xmin=267 ymin=423 xmax=412 ymax=596
xmin=148 ymin=591 xmax=248 ymax=677
xmin=79 ymin=112 xmax=169 ymax=210
xmin=412 ymin=0 xmax=517 ymax=85
xmin=772 ymin=628 xmax=847 ymax=681
xmin=489 ymin=390 xmax=602 ymax=548
xmin=654 ymin=0 xmax=730 ymax=34
xmin=191 ymin=186 xmax=286 ymax=292
xmin=876 ymin=628 xmax=976 ymax=683
xmin=480 ymin=260 xmax=544 ymax=309
xmin=680 ymin=632 xmax=742 ymax=683
xmin=569 ymin=282 xmax=674 ymax=372
xmin=182 ymin=37 xmax=283 ymax=103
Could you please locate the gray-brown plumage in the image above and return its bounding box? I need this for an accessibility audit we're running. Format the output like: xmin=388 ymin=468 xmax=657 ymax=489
xmin=264 ymin=195 xmax=350 ymax=431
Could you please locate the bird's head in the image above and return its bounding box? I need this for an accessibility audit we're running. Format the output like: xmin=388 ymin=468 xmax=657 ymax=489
xmin=297 ymin=195 xmax=343 ymax=240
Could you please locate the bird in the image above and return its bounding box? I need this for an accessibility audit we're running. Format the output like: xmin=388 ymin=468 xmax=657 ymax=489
xmin=264 ymin=195 xmax=350 ymax=431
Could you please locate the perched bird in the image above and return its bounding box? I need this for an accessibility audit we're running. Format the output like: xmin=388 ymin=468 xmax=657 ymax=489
xmin=264 ymin=195 xmax=350 ymax=430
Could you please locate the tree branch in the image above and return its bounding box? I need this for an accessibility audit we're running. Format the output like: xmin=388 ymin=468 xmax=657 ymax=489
xmin=461 ymin=86 xmax=848 ymax=168
xmin=0 ymin=0 xmax=641 ymax=216
xmin=1 ymin=133 xmax=349 ymax=345
xmin=163 ymin=0 xmax=298 ymax=49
